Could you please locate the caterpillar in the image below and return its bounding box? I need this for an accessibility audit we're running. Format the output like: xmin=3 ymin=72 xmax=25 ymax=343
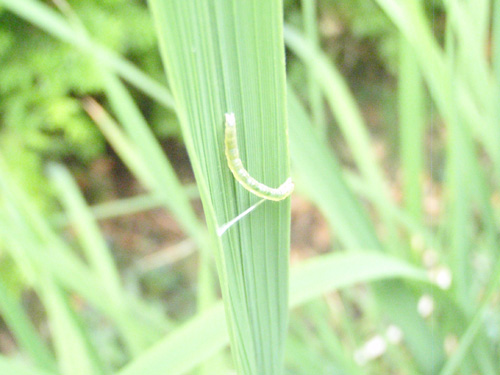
xmin=224 ymin=112 xmax=294 ymax=201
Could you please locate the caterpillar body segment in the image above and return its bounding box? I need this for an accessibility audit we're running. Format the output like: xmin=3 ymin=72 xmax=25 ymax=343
xmin=224 ymin=112 xmax=294 ymax=201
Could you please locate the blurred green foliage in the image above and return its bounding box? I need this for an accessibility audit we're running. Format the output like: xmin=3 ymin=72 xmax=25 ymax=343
xmin=286 ymin=0 xmax=444 ymax=79
xmin=0 ymin=0 xmax=176 ymax=206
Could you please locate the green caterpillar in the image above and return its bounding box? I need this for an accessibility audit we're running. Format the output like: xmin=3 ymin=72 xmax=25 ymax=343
xmin=224 ymin=112 xmax=294 ymax=201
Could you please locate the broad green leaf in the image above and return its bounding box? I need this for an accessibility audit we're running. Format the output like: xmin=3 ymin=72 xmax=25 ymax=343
xmin=148 ymin=1 xmax=291 ymax=374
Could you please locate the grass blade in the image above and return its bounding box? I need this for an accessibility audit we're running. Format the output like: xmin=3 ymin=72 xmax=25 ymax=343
xmin=300 ymin=0 xmax=326 ymax=135
xmin=39 ymin=278 xmax=105 ymax=375
xmin=287 ymin=86 xmax=379 ymax=249
xmin=148 ymin=1 xmax=291 ymax=374
xmin=117 ymin=251 xmax=429 ymax=375
xmin=48 ymin=164 xmax=156 ymax=354
xmin=398 ymin=36 xmax=425 ymax=222
xmin=284 ymin=25 xmax=392 ymax=209
xmin=0 ymin=277 xmax=56 ymax=371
